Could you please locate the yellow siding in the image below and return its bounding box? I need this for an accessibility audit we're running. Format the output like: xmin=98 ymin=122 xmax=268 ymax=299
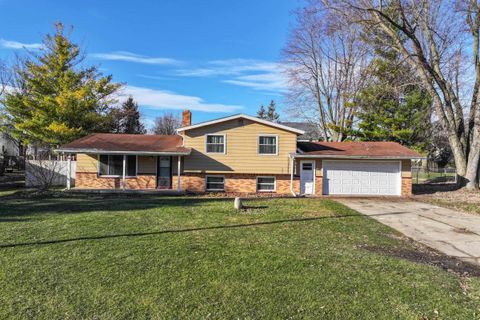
xmin=76 ymin=154 xmax=98 ymax=173
xmin=181 ymin=119 xmax=298 ymax=174
xmin=137 ymin=156 xmax=156 ymax=174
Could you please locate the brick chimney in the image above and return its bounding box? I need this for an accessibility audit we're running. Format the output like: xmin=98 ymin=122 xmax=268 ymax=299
xmin=181 ymin=109 xmax=192 ymax=127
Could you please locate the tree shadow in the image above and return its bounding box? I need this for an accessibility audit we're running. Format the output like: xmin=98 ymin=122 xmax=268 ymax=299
xmin=0 ymin=214 xmax=359 ymax=248
xmin=363 ymin=244 xmax=480 ymax=277
xmin=413 ymin=183 xmax=461 ymax=195
xmin=0 ymin=193 xmax=235 ymax=218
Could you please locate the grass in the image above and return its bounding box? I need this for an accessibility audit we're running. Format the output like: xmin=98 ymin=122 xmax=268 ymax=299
xmin=422 ymin=198 xmax=480 ymax=215
xmin=0 ymin=191 xmax=479 ymax=319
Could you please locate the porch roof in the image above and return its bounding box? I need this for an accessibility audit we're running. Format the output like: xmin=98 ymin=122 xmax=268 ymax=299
xmin=56 ymin=133 xmax=191 ymax=156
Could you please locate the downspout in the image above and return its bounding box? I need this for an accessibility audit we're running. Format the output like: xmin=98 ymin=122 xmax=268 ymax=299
xmin=290 ymin=156 xmax=297 ymax=197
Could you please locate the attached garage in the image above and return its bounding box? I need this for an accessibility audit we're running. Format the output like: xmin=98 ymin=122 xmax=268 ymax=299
xmin=322 ymin=160 xmax=401 ymax=196
xmin=294 ymin=141 xmax=422 ymax=197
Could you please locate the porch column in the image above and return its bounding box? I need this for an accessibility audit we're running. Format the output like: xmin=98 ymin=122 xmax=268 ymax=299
xmin=290 ymin=157 xmax=296 ymax=197
xmin=122 ymin=155 xmax=126 ymax=191
xmin=66 ymin=153 xmax=71 ymax=190
xmin=177 ymin=156 xmax=181 ymax=192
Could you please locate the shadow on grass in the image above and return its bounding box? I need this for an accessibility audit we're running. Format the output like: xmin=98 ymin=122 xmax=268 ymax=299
xmin=0 ymin=214 xmax=360 ymax=248
xmin=363 ymin=245 xmax=480 ymax=277
xmin=0 ymin=193 xmax=236 ymax=218
xmin=0 ymin=211 xmax=421 ymax=248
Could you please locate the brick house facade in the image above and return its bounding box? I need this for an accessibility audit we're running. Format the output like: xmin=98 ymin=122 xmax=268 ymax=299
xmin=58 ymin=112 xmax=421 ymax=196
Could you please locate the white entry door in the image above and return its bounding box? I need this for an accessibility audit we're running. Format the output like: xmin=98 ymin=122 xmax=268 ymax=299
xmin=300 ymin=160 xmax=315 ymax=195
xmin=323 ymin=160 xmax=401 ymax=196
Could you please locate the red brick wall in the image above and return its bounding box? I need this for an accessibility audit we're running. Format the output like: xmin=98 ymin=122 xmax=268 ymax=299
xmin=401 ymin=177 xmax=412 ymax=196
xmin=176 ymin=173 xmax=300 ymax=194
xmin=76 ymin=172 xmax=156 ymax=189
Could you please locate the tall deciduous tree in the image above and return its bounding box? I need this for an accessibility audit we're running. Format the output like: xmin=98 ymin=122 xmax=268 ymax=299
xmin=2 ymin=23 xmax=122 ymax=147
xmin=153 ymin=113 xmax=180 ymax=135
xmin=283 ymin=4 xmax=368 ymax=141
xmin=323 ymin=0 xmax=480 ymax=187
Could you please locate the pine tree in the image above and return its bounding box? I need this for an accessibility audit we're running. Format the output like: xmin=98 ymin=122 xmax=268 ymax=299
xmin=119 ymin=97 xmax=146 ymax=134
xmin=266 ymin=100 xmax=280 ymax=122
xmin=257 ymin=105 xmax=267 ymax=119
xmin=355 ymin=49 xmax=431 ymax=150
xmin=2 ymin=23 xmax=122 ymax=146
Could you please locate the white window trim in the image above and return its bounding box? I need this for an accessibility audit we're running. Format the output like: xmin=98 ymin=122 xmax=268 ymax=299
xmin=205 ymin=175 xmax=225 ymax=191
xmin=257 ymin=134 xmax=279 ymax=156
xmin=97 ymin=154 xmax=138 ymax=178
xmin=256 ymin=176 xmax=276 ymax=192
xmin=205 ymin=134 xmax=226 ymax=154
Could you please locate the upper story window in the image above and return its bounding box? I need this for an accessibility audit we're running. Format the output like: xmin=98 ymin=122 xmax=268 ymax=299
xmin=206 ymin=134 xmax=225 ymax=154
xmin=258 ymin=135 xmax=278 ymax=155
xmin=98 ymin=155 xmax=137 ymax=177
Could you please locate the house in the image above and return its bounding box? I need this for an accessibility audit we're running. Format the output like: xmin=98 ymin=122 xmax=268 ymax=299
xmin=56 ymin=110 xmax=421 ymax=196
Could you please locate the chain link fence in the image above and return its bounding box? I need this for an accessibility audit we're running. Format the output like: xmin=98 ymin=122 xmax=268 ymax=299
xmin=411 ymin=166 xmax=457 ymax=184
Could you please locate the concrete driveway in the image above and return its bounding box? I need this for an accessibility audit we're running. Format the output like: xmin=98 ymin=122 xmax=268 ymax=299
xmin=336 ymin=199 xmax=480 ymax=266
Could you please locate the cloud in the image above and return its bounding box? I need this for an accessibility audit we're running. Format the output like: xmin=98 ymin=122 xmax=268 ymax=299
xmin=223 ymin=73 xmax=288 ymax=92
xmin=176 ymin=59 xmax=287 ymax=93
xmin=91 ymin=51 xmax=180 ymax=65
xmin=123 ymin=85 xmax=242 ymax=113
xmin=0 ymin=39 xmax=43 ymax=50
xmin=176 ymin=59 xmax=277 ymax=77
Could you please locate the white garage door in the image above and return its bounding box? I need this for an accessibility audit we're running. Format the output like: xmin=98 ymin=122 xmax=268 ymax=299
xmin=323 ymin=160 xmax=401 ymax=196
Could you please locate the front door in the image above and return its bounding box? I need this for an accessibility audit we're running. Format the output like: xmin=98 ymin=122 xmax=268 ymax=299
xmin=300 ymin=160 xmax=315 ymax=195
xmin=157 ymin=156 xmax=172 ymax=189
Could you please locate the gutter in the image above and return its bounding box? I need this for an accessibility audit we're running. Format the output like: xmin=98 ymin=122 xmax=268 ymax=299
xmin=289 ymin=153 xmax=424 ymax=160
xmin=54 ymin=148 xmax=192 ymax=156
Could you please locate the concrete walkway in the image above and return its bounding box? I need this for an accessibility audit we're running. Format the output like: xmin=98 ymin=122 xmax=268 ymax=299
xmin=336 ymin=199 xmax=480 ymax=266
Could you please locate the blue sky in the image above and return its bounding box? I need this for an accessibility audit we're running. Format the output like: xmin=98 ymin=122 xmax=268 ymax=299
xmin=0 ymin=0 xmax=300 ymax=129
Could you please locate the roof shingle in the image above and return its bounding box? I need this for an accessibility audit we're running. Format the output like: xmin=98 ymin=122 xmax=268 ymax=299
xmin=57 ymin=133 xmax=190 ymax=154
xmin=297 ymin=141 xmax=421 ymax=158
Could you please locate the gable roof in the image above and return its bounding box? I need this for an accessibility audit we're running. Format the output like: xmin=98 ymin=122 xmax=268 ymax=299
xmin=296 ymin=141 xmax=422 ymax=159
xmin=56 ymin=133 xmax=191 ymax=155
xmin=176 ymin=114 xmax=305 ymax=135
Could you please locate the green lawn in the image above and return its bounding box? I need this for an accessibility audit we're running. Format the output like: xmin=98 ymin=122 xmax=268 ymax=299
xmin=0 ymin=191 xmax=479 ymax=319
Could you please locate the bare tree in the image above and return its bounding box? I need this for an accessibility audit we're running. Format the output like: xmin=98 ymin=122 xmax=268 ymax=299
xmin=153 ymin=113 xmax=181 ymax=135
xmin=0 ymin=60 xmax=12 ymax=98
xmin=283 ymin=4 xmax=369 ymax=141
xmin=322 ymin=0 xmax=480 ymax=187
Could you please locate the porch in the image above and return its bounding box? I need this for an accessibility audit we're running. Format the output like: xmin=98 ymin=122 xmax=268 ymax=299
xmin=65 ymin=153 xmax=189 ymax=192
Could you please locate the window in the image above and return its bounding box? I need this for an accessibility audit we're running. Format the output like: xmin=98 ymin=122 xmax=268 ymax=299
xmin=302 ymin=163 xmax=313 ymax=171
xmin=98 ymin=155 xmax=137 ymax=176
xmin=257 ymin=176 xmax=276 ymax=192
xmin=206 ymin=176 xmax=225 ymax=191
xmin=258 ymin=135 xmax=277 ymax=155
xmin=206 ymin=135 xmax=225 ymax=153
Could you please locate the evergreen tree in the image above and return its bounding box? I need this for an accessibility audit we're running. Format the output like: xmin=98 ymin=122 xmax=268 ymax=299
xmin=257 ymin=104 xmax=267 ymax=119
xmin=266 ymin=100 xmax=280 ymax=122
xmin=119 ymin=97 xmax=146 ymax=134
xmin=2 ymin=23 xmax=122 ymax=146
xmin=355 ymin=50 xmax=431 ymax=150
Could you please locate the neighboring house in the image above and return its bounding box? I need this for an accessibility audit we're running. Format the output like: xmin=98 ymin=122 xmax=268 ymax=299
xmin=57 ymin=110 xmax=421 ymax=196
xmin=279 ymin=121 xmax=321 ymax=141
xmin=0 ymin=132 xmax=19 ymax=156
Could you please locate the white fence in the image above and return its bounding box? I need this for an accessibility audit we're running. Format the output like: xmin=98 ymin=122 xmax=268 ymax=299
xmin=25 ymin=160 xmax=76 ymax=188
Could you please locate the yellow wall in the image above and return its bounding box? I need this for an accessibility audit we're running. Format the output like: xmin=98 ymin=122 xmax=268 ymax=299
xmin=181 ymin=119 xmax=298 ymax=174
